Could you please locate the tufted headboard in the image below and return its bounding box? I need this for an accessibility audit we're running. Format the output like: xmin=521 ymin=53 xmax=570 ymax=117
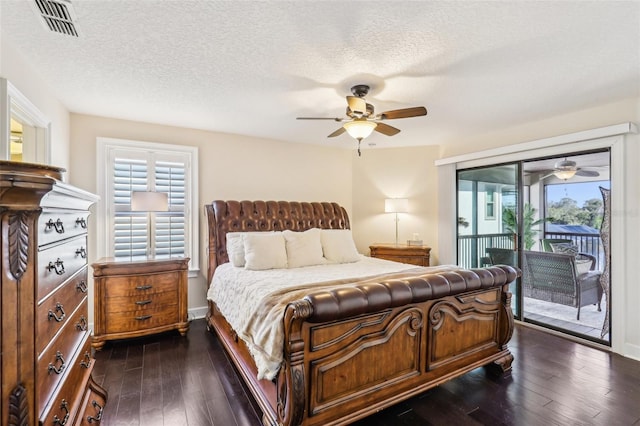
xmin=204 ymin=200 xmax=350 ymax=284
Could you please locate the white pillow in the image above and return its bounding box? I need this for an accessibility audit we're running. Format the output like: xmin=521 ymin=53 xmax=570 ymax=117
xmin=320 ymin=229 xmax=361 ymax=263
xmin=283 ymin=228 xmax=325 ymax=268
xmin=226 ymin=231 xmax=269 ymax=267
xmin=244 ymin=233 xmax=288 ymax=270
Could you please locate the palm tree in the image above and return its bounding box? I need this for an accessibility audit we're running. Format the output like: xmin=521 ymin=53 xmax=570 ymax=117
xmin=502 ymin=204 xmax=549 ymax=250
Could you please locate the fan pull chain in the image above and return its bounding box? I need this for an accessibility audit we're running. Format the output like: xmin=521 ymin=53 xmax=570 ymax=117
xmin=357 ymin=139 xmax=362 ymax=156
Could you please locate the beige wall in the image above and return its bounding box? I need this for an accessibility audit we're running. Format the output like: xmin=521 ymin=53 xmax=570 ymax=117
xmin=351 ymin=146 xmax=441 ymax=265
xmin=1 ymin=37 xmax=71 ymax=170
xmin=69 ymin=113 xmax=353 ymax=317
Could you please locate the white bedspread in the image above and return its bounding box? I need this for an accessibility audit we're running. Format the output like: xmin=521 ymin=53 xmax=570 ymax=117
xmin=208 ymin=255 xmax=459 ymax=380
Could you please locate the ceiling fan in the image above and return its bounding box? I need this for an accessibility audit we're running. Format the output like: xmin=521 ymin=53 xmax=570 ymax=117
xmin=296 ymin=84 xmax=427 ymax=156
xmin=542 ymin=159 xmax=601 ymax=180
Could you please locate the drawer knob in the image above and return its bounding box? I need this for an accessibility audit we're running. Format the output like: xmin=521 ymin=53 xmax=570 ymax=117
xmin=135 ymin=315 xmax=152 ymax=321
xmin=53 ymin=399 xmax=70 ymax=426
xmin=76 ymin=217 xmax=87 ymax=229
xmin=135 ymin=285 xmax=153 ymax=290
xmin=87 ymin=400 xmax=104 ymax=423
xmin=80 ymin=350 xmax=92 ymax=368
xmin=77 ymin=280 xmax=88 ymax=293
xmin=135 ymin=299 xmax=152 ymax=306
xmin=48 ymin=303 xmax=66 ymax=322
xmin=76 ymin=247 xmax=87 ymax=258
xmin=47 ymin=259 xmax=65 ymax=275
xmin=76 ymin=315 xmax=88 ymax=331
xmin=48 ymin=351 xmax=66 ymax=375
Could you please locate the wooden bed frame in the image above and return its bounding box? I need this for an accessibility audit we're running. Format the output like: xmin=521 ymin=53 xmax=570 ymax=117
xmin=205 ymin=200 xmax=519 ymax=426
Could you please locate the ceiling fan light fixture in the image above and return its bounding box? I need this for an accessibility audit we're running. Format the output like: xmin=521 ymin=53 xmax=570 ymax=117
xmin=343 ymin=120 xmax=377 ymax=140
xmin=553 ymin=169 xmax=577 ymax=180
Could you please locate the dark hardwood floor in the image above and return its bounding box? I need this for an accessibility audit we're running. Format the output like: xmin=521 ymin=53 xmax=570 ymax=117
xmin=92 ymin=319 xmax=640 ymax=426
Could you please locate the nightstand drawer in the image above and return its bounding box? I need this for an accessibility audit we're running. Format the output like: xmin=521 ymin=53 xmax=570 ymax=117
xmin=103 ymin=271 xmax=181 ymax=297
xmin=370 ymin=244 xmax=431 ymax=267
xmin=104 ymin=290 xmax=179 ymax=314
xmin=105 ymin=305 xmax=179 ymax=333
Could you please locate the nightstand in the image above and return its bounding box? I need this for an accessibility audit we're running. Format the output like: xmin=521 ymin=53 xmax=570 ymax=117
xmin=369 ymin=244 xmax=431 ymax=267
xmin=91 ymin=256 xmax=190 ymax=350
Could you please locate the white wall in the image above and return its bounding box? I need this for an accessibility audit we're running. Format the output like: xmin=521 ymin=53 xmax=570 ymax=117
xmin=69 ymin=113 xmax=353 ymax=320
xmin=351 ymin=145 xmax=441 ymax=265
xmin=1 ymin=36 xmax=71 ymax=170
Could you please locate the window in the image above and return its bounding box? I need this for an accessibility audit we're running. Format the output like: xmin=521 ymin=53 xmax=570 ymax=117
xmin=485 ymin=186 xmax=496 ymax=220
xmin=97 ymin=138 xmax=199 ymax=272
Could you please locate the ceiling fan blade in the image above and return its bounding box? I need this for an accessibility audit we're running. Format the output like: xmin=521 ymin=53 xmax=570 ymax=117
xmin=374 ymin=122 xmax=401 ymax=136
xmin=297 ymin=117 xmax=344 ymax=121
xmin=327 ymin=127 xmax=346 ymax=138
xmin=576 ymin=169 xmax=600 ymax=177
xmin=380 ymin=106 xmax=427 ymax=120
xmin=346 ymin=96 xmax=367 ymax=114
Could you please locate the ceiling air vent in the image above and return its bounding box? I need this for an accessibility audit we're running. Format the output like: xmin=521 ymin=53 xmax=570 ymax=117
xmin=32 ymin=0 xmax=80 ymax=37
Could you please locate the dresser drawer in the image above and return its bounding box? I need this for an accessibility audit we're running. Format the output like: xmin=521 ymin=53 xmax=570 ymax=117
xmin=105 ymin=303 xmax=179 ymax=334
xmin=75 ymin=379 xmax=107 ymax=425
xmin=39 ymin=211 xmax=90 ymax=247
xmin=102 ymin=271 xmax=181 ymax=297
xmin=40 ymin=335 xmax=94 ymax=426
xmin=38 ymin=236 xmax=88 ymax=301
xmin=37 ymin=268 xmax=88 ymax=355
xmin=37 ymin=300 xmax=89 ymax=414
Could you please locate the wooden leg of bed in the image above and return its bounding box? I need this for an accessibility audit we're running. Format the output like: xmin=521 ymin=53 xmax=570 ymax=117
xmin=484 ymin=353 xmax=514 ymax=379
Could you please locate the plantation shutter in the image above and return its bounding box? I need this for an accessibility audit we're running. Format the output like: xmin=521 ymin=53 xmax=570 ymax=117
xmin=111 ymin=154 xmax=187 ymax=259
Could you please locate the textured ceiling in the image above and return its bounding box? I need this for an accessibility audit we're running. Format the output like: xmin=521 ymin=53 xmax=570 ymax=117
xmin=1 ymin=1 xmax=639 ymax=151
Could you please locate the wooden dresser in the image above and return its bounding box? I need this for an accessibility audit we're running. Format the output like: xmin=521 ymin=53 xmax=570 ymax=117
xmin=91 ymin=256 xmax=190 ymax=350
xmin=0 ymin=161 xmax=107 ymax=425
xmin=369 ymin=243 xmax=431 ymax=267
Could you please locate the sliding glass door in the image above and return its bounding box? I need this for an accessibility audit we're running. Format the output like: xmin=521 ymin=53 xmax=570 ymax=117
xmin=456 ymin=151 xmax=611 ymax=345
xmin=457 ymin=163 xmax=520 ymax=316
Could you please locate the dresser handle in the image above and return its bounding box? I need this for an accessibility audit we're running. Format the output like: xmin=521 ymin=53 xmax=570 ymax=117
xmin=135 ymin=285 xmax=153 ymax=290
xmin=76 ymin=315 xmax=88 ymax=331
xmin=47 ymin=259 xmax=65 ymax=275
xmin=87 ymin=400 xmax=104 ymax=423
xmin=77 ymin=280 xmax=88 ymax=293
xmin=76 ymin=247 xmax=87 ymax=258
xmin=48 ymin=351 xmax=66 ymax=375
xmin=135 ymin=315 xmax=152 ymax=321
xmin=48 ymin=303 xmax=66 ymax=322
xmin=53 ymin=399 xmax=69 ymax=426
xmin=80 ymin=351 xmax=92 ymax=368
xmin=76 ymin=217 xmax=87 ymax=228
xmin=135 ymin=300 xmax=152 ymax=306
xmin=46 ymin=218 xmax=65 ymax=234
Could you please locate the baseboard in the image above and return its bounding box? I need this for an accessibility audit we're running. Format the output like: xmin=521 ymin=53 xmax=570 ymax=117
xmin=189 ymin=306 xmax=209 ymax=321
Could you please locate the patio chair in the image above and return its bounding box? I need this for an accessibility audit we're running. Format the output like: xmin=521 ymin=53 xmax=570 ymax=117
xmin=522 ymin=250 xmax=602 ymax=320
xmin=485 ymin=247 xmax=517 ymax=266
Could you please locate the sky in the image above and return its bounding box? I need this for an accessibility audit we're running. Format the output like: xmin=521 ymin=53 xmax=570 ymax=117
xmin=545 ymin=180 xmax=610 ymax=207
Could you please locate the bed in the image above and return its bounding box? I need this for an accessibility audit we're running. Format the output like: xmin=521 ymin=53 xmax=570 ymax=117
xmin=205 ymin=200 xmax=519 ymax=426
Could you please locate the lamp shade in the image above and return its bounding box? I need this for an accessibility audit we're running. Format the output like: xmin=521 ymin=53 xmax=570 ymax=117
xmin=344 ymin=120 xmax=377 ymax=140
xmin=131 ymin=191 xmax=169 ymax=212
xmin=385 ymin=198 xmax=408 ymax=213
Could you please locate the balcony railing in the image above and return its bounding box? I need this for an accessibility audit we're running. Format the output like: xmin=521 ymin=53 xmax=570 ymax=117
xmin=458 ymin=232 xmax=604 ymax=270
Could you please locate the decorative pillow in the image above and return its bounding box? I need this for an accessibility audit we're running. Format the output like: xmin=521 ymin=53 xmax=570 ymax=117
xmin=550 ymin=242 xmax=579 ymax=256
xmin=243 ymin=233 xmax=288 ymax=270
xmin=226 ymin=231 xmax=270 ymax=267
xmin=320 ymin=229 xmax=361 ymax=263
xmin=550 ymin=242 xmax=593 ymax=275
xmin=283 ymin=228 xmax=325 ymax=268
